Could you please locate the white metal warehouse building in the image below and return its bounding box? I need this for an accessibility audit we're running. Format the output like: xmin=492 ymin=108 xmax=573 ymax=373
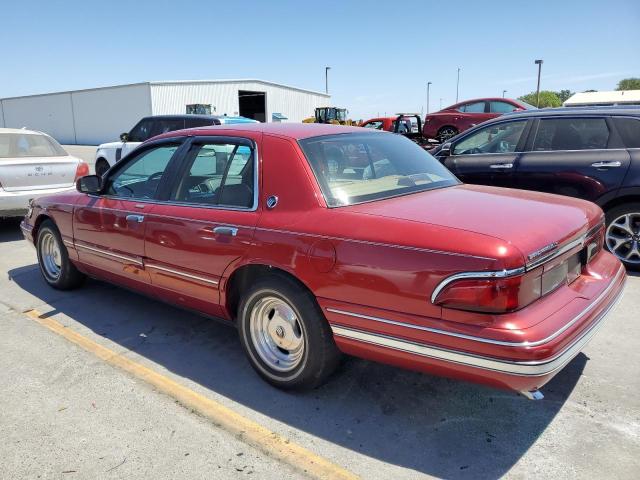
xmin=0 ymin=79 xmax=331 ymax=145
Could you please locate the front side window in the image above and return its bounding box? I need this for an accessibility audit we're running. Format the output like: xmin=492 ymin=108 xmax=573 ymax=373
xmin=489 ymin=101 xmax=518 ymax=113
xmin=299 ymin=133 xmax=458 ymax=207
xmin=0 ymin=133 xmax=67 ymax=158
xmin=363 ymin=121 xmax=384 ymax=130
xmin=150 ymin=118 xmax=186 ymax=138
xmin=106 ymin=144 xmax=179 ymax=199
xmin=458 ymin=102 xmax=486 ymax=113
xmin=453 ymin=120 xmax=527 ymax=155
xmin=532 ymin=118 xmax=609 ymax=151
xmin=171 ymin=142 xmax=255 ymax=208
xmin=128 ymin=119 xmax=154 ymax=142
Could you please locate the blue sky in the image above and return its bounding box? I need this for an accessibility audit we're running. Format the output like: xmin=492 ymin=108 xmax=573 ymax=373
xmin=1 ymin=0 xmax=638 ymax=119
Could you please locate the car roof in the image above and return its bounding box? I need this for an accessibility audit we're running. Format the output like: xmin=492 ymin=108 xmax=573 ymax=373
xmin=0 ymin=127 xmax=45 ymax=135
xmin=156 ymin=122 xmax=369 ymax=140
xmin=444 ymin=97 xmax=522 ymax=109
xmin=500 ymin=105 xmax=640 ymax=119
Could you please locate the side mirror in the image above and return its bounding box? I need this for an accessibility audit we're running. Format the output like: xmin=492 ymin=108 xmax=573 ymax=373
xmin=120 ymin=132 xmax=129 ymax=142
xmin=440 ymin=142 xmax=452 ymax=156
xmin=76 ymin=175 xmax=102 ymax=194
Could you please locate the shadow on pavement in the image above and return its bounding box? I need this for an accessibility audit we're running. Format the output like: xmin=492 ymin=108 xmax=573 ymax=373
xmin=9 ymin=264 xmax=587 ymax=479
xmin=0 ymin=218 xmax=24 ymax=243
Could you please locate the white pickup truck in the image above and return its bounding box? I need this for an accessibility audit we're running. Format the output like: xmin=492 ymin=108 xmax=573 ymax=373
xmin=94 ymin=115 xmax=257 ymax=175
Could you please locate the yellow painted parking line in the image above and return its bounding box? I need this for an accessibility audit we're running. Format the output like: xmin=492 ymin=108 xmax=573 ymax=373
xmin=24 ymin=309 xmax=359 ymax=480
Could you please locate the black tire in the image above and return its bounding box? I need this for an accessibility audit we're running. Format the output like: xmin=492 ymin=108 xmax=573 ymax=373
xmin=36 ymin=220 xmax=86 ymax=289
xmin=95 ymin=159 xmax=109 ymax=177
xmin=237 ymin=273 xmax=341 ymax=390
xmin=605 ymin=203 xmax=640 ymax=270
xmin=437 ymin=126 xmax=458 ymax=143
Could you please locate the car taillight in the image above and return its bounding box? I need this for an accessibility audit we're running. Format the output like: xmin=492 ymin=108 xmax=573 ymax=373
xmin=75 ymin=161 xmax=89 ymax=180
xmin=435 ymin=269 xmax=542 ymax=313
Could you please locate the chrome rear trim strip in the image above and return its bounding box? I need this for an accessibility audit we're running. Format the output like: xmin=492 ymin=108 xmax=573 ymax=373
xmin=329 ymin=264 xmax=625 ymax=348
xmin=75 ymin=243 xmax=143 ymax=266
xmin=146 ymin=263 xmax=219 ymax=286
xmin=332 ymin=281 xmax=623 ymax=377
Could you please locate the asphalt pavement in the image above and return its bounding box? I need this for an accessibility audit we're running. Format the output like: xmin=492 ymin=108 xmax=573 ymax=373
xmin=1 ymin=217 xmax=639 ymax=479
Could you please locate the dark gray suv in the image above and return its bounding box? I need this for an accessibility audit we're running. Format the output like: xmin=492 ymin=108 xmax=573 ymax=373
xmin=431 ymin=106 xmax=640 ymax=268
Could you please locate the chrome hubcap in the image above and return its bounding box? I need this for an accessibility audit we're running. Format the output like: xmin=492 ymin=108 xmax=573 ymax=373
xmin=606 ymin=213 xmax=640 ymax=264
xmin=249 ymin=296 xmax=305 ymax=372
xmin=41 ymin=232 xmax=62 ymax=279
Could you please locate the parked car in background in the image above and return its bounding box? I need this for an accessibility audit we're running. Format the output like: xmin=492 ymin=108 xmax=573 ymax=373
xmin=361 ymin=114 xmax=431 ymax=148
xmin=424 ymin=98 xmax=535 ymax=142
xmin=22 ymin=123 xmax=625 ymax=399
xmin=431 ymin=106 xmax=640 ymax=268
xmin=94 ymin=114 xmax=258 ymax=176
xmin=0 ymin=128 xmax=88 ymax=218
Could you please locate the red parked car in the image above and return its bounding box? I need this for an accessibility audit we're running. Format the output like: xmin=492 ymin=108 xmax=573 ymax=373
xmin=424 ymin=97 xmax=535 ymax=142
xmin=21 ymin=123 xmax=625 ymax=399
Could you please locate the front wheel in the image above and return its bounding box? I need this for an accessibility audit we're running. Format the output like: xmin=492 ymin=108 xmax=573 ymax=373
xmin=37 ymin=220 xmax=86 ymax=289
xmin=237 ymin=274 xmax=341 ymax=390
xmin=605 ymin=203 xmax=640 ymax=270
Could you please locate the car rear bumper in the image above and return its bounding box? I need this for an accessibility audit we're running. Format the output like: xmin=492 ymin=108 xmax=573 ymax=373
xmin=323 ymin=252 xmax=626 ymax=395
xmin=0 ymin=186 xmax=74 ymax=217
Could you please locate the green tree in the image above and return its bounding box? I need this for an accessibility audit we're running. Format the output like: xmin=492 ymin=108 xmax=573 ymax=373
xmin=616 ymin=78 xmax=640 ymax=90
xmin=519 ymin=90 xmax=562 ymax=108
xmin=556 ymin=89 xmax=574 ymax=103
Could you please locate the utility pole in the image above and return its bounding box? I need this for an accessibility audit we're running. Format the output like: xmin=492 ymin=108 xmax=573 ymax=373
xmin=456 ymin=68 xmax=461 ymax=103
xmin=502 ymin=89 xmax=507 ymax=98
xmin=325 ymin=66 xmax=331 ymax=94
xmin=535 ymin=59 xmax=543 ymax=107
xmin=427 ymin=81 xmax=432 ymax=114
xmin=439 ymin=98 xmax=443 ymax=110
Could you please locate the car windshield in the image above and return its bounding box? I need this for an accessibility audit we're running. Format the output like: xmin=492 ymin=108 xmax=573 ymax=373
xmin=299 ymin=132 xmax=459 ymax=207
xmin=0 ymin=133 xmax=68 ymax=158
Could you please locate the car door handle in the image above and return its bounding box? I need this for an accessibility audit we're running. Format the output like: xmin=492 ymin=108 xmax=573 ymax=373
xmin=212 ymin=226 xmax=238 ymax=236
xmin=591 ymin=161 xmax=622 ymax=168
xmin=125 ymin=214 xmax=144 ymax=223
xmin=489 ymin=163 xmax=514 ymax=169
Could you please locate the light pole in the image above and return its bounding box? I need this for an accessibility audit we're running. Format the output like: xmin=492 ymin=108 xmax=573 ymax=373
xmin=456 ymin=67 xmax=461 ymax=103
xmin=439 ymin=98 xmax=443 ymax=110
xmin=427 ymin=81 xmax=432 ymax=114
xmin=325 ymin=66 xmax=331 ymax=94
xmin=534 ymin=59 xmax=543 ymax=107
xmin=502 ymin=89 xmax=507 ymax=98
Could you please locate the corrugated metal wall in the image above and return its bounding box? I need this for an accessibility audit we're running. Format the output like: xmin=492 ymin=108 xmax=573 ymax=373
xmin=1 ymin=93 xmax=76 ymax=143
xmin=150 ymin=81 xmax=329 ymax=122
xmin=0 ymin=84 xmax=152 ymax=145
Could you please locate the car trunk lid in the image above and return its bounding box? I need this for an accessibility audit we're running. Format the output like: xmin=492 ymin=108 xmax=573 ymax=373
xmin=0 ymin=156 xmax=78 ymax=192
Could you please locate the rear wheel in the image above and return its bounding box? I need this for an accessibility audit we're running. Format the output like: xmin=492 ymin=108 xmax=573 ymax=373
xmin=237 ymin=274 xmax=341 ymax=390
xmin=36 ymin=220 xmax=85 ymax=289
xmin=95 ymin=158 xmax=109 ymax=176
xmin=437 ymin=126 xmax=458 ymax=143
xmin=605 ymin=203 xmax=640 ymax=270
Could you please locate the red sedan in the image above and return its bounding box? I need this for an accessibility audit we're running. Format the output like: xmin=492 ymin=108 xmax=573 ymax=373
xmin=21 ymin=123 xmax=625 ymax=399
xmin=424 ymin=97 xmax=534 ymax=142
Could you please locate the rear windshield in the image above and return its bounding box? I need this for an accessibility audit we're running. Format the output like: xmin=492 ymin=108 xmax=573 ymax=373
xmin=0 ymin=133 xmax=68 ymax=158
xmin=299 ymin=132 xmax=458 ymax=207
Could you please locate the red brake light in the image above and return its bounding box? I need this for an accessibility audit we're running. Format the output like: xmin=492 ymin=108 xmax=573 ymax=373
xmin=75 ymin=161 xmax=89 ymax=180
xmin=435 ymin=271 xmax=542 ymax=313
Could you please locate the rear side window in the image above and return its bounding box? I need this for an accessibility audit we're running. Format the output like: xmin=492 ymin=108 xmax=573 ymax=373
xmin=613 ymin=118 xmax=640 ymax=148
xmin=532 ymin=118 xmax=609 ymax=151
xmin=171 ymin=142 xmax=255 ymax=208
xmin=489 ymin=101 xmax=518 ymax=113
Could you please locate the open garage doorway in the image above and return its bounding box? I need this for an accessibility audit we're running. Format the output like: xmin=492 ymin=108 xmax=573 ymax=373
xmin=238 ymin=90 xmax=266 ymax=122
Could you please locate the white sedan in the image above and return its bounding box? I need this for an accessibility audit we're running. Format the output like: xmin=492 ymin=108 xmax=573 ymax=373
xmin=0 ymin=128 xmax=88 ymax=218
